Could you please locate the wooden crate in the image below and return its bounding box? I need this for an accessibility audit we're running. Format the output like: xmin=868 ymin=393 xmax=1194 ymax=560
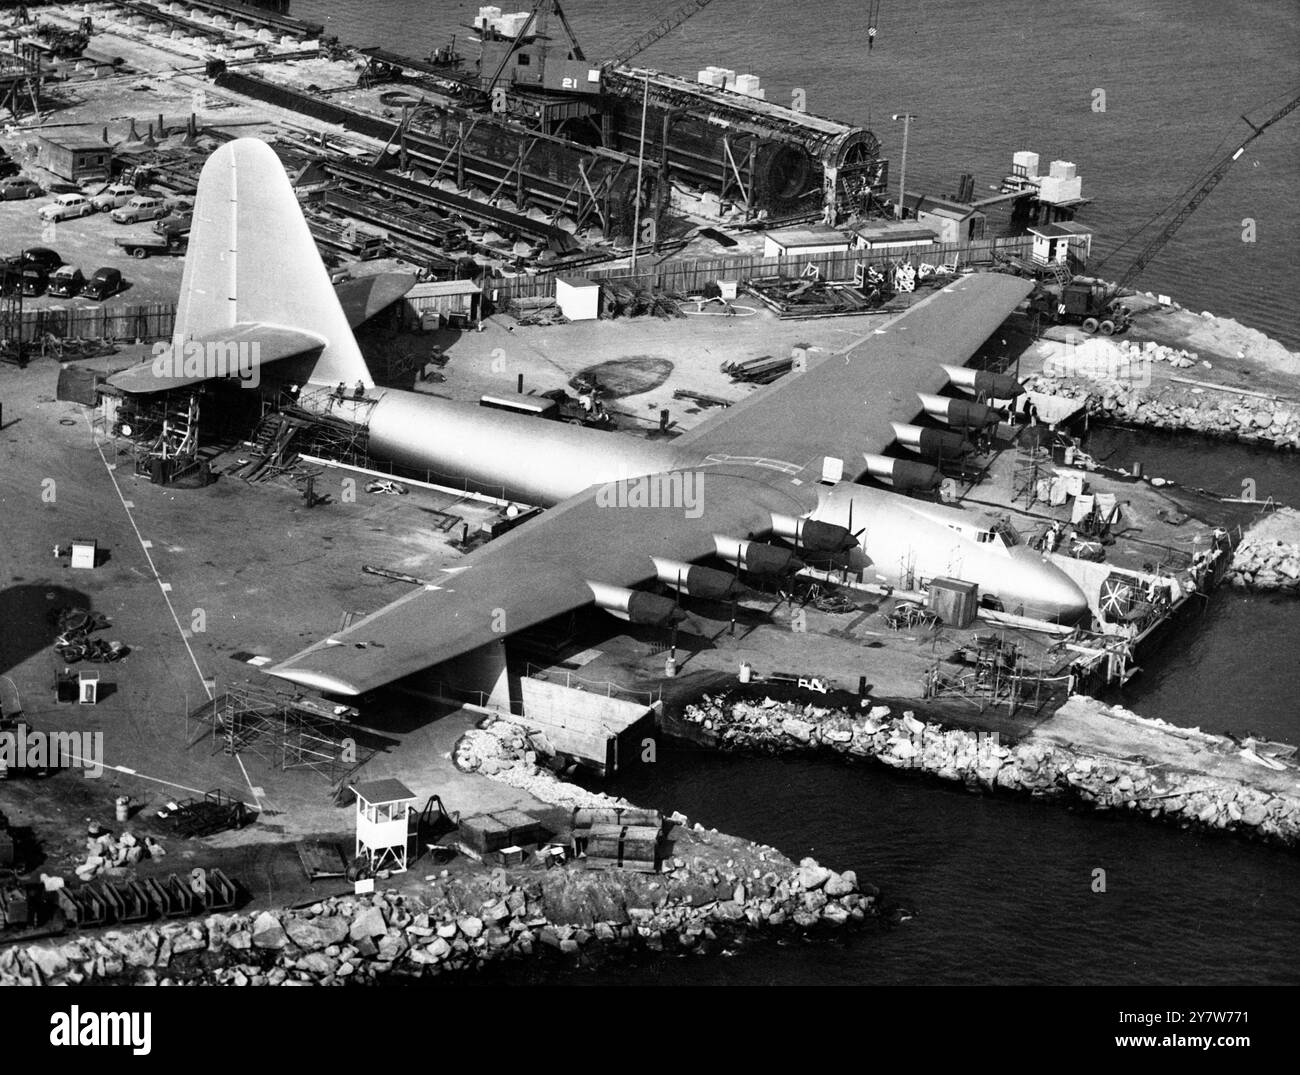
xmin=580 ymin=824 xmax=660 ymax=872
xmin=458 ymin=810 xmax=548 ymax=854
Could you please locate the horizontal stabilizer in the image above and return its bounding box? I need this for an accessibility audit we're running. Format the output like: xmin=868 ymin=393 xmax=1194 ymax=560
xmin=107 ymin=323 xmax=327 ymax=394
xmin=335 ymin=272 xmax=417 ymax=329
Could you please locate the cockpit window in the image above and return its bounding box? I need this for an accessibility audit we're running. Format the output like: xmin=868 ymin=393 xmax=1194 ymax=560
xmin=991 ymin=519 xmax=1021 ymax=547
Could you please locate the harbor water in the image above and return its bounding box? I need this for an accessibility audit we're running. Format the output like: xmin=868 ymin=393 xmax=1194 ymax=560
xmin=300 ymin=0 xmax=1300 ymax=347
xmin=296 ymin=0 xmax=1300 ymax=984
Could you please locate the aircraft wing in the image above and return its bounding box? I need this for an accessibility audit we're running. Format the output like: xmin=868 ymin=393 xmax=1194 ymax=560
xmin=108 ymin=274 xmax=416 ymax=394
xmin=107 ymin=322 xmax=327 ymax=393
xmin=677 ymin=272 xmax=1034 ymax=475
xmin=268 ymin=468 xmax=805 ymax=696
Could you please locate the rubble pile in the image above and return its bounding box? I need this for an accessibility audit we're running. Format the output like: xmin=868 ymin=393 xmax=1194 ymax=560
xmin=683 ymin=694 xmax=1300 ymax=846
xmin=1024 ymin=372 xmax=1300 ymax=450
xmin=72 ymin=827 xmax=165 ymax=882
xmin=2 ymin=843 xmax=873 ymax=985
xmin=453 ymin=718 xmax=628 ymax=809
xmin=1229 ymin=538 xmax=1300 ymax=593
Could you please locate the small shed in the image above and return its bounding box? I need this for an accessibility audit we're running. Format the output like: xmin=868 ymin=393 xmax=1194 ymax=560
xmin=555 ymin=275 xmax=600 ymax=321
xmin=850 ymin=220 xmax=940 ymax=251
xmin=70 ymin=538 xmax=97 ymax=569
xmin=902 ymin=194 xmax=986 ymax=245
xmin=1028 ymin=221 xmax=1093 ymax=266
xmin=401 ymin=279 xmax=481 ymax=330
xmin=350 ymin=778 xmax=417 ymax=874
xmin=38 ymin=134 xmax=112 ymax=184
xmin=763 ymin=226 xmax=852 ymax=259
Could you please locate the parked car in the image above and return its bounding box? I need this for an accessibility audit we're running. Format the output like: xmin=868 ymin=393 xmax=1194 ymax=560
xmin=16 ymin=247 xmax=64 ymax=273
xmin=90 ymin=183 xmax=138 ymax=212
xmin=152 ymin=212 xmax=192 ymax=238
xmin=110 ymin=195 xmax=167 ymax=224
xmin=39 ymin=193 xmax=95 ymax=222
xmin=47 ymin=266 xmax=86 ymax=298
xmin=0 ymin=176 xmax=42 ymax=200
xmin=81 ymin=266 xmax=123 ymax=301
xmin=20 ymin=265 xmax=48 ymax=296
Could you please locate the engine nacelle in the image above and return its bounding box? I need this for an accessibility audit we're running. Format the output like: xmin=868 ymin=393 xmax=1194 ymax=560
xmin=862 ymin=453 xmax=941 ymax=491
xmin=941 ymin=364 xmax=1025 ymax=400
xmin=713 ymin=535 xmax=802 ymax=576
xmin=890 ymin=421 xmax=975 ymax=458
xmin=916 ymin=392 xmax=999 ymax=429
xmin=585 ymin=581 xmax=685 ymax=626
xmin=652 ymin=557 xmax=748 ymax=600
xmin=769 ymin=512 xmax=858 ymax=553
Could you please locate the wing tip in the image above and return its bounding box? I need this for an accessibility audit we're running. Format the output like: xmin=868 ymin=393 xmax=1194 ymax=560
xmin=266 ymin=664 xmax=363 ymax=697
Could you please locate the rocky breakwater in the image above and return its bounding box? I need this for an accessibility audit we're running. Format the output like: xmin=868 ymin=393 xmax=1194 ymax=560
xmin=1228 ymin=507 xmax=1300 ymax=594
xmin=1 ymin=839 xmax=875 ymax=985
xmin=1026 ymin=337 xmax=1300 ymax=450
xmin=682 ymin=693 xmax=1300 ymax=846
xmin=2 ymin=713 xmax=879 ymax=985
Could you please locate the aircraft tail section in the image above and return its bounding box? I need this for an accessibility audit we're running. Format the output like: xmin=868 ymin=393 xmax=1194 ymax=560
xmin=176 ymin=138 xmax=373 ymax=389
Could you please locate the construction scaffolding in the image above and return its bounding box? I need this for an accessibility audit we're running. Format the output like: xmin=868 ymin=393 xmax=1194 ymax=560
xmin=0 ymin=42 xmax=41 ymax=120
xmin=188 ymin=682 xmax=374 ymax=785
xmin=925 ymin=631 xmax=1067 ymax=717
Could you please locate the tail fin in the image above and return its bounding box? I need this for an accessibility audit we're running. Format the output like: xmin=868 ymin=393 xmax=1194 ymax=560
xmin=176 ymin=138 xmax=373 ymax=389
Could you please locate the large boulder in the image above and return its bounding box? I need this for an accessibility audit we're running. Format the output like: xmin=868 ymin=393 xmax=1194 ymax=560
xmin=349 ymin=905 xmax=388 ymax=941
xmin=797 ymin=858 xmax=832 ymax=890
xmin=285 ymin=915 xmax=349 ymax=951
xmin=252 ymin=912 xmax=288 ymax=950
xmin=782 ymin=718 xmax=814 ymax=743
xmin=27 ymin=946 xmax=69 ymax=981
xmin=824 ymin=871 xmax=855 ymax=898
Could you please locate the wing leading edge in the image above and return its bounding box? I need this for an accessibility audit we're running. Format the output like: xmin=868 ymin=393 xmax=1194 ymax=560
xmin=677 ymin=272 xmax=1035 ymax=475
xmin=267 ymin=468 xmax=804 ymax=695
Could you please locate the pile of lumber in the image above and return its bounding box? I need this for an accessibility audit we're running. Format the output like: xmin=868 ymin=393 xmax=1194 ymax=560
xmin=721 ymin=353 xmax=793 ymax=384
xmin=604 ymin=283 xmax=687 ymax=320
xmin=745 ymin=274 xmax=888 ymax=319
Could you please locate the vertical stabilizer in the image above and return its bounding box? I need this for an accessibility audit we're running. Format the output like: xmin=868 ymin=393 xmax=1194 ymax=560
xmin=175 ymin=138 xmax=373 ymax=388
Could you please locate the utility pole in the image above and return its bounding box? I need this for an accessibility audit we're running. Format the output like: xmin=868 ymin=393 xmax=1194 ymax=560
xmin=892 ymin=112 xmax=916 ymax=220
xmin=630 ymin=72 xmax=649 ymax=271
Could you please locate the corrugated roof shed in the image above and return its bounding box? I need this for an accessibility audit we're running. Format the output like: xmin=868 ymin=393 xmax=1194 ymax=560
xmin=404 ymin=279 xmax=482 ymax=297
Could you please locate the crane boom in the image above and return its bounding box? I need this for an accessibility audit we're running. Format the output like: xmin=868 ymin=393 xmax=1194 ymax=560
xmin=1110 ymin=91 xmax=1300 ymax=295
xmin=604 ymin=0 xmax=717 ymax=69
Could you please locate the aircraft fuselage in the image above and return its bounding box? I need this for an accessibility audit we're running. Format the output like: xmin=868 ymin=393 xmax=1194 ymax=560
xmin=308 ymin=386 xmax=1089 ymax=625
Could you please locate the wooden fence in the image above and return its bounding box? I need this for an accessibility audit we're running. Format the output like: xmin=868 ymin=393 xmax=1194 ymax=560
xmin=5 ymin=302 xmax=177 ymax=343
xmin=489 ymin=234 xmax=1039 ymax=304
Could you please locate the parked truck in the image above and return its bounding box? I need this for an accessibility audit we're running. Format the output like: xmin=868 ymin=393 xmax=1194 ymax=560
xmin=115 ymin=234 xmax=187 ymax=260
xmin=1033 ymin=279 xmax=1133 ymax=335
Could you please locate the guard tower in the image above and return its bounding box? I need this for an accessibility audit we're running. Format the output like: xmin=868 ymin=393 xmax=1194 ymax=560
xmin=350 ymin=778 xmax=417 ymax=874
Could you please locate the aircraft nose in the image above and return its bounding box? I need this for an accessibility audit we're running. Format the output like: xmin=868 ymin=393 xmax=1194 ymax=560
xmin=1010 ymin=547 xmax=1090 ymax=624
xmin=1038 ymin=560 xmax=1090 ymax=624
